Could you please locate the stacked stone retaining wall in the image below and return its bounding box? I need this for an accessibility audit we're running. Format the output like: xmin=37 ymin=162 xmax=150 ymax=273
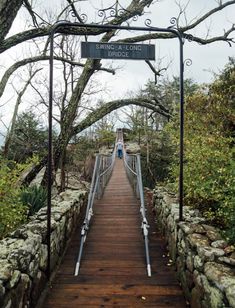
xmin=0 ymin=189 xmax=87 ymax=308
xmin=153 ymin=186 xmax=235 ymax=308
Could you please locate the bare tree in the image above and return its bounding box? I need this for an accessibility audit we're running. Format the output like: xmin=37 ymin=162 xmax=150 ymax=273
xmin=0 ymin=0 xmax=234 ymax=185
xmin=3 ymin=67 xmax=41 ymax=157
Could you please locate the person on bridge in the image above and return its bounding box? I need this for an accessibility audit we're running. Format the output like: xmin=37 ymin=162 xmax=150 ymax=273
xmin=117 ymin=140 xmax=123 ymax=159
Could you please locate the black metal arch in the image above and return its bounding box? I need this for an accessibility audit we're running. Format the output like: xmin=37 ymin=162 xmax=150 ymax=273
xmin=47 ymin=20 xmax=185 ymax=279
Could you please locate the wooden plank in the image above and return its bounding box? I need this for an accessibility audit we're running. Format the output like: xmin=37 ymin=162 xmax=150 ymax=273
xmin=47 ymin=284 xmax=183 ymax=296
xmin=53 ymin=275 xmax=180 ymax=286
xmin=46 ymin=295 xmax=186 ymax=308
xmin=41 ymin=158 xmax=187 ymax=308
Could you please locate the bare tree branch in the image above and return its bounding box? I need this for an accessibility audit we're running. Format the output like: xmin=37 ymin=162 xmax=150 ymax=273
xmin=66 ymin=0 xmax=84 ymax=23
xmin=23 ymin=0 xmax=39 ymax=27
xmin=0 ymin=55 xmax=115 ymax=99
xmin=3 ymin=68 xmax=42 ymax=156
xmin=180 ymin=0 xmax=235 ymax=32
xmin=0 ymin=0 xmax=24 ymax=42
xmin=187 ymin=24 xmax=235 ymax=46
xmin=145 ymin=60 xmax=168 ymax=84
xmin=72 ymin=97 xmax=170 ymax=136
xmin=0 ymin=0 xmax=234 ymax=55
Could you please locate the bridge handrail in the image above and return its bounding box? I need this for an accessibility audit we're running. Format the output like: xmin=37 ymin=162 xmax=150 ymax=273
xmin=123 ymin=150 xmax=152 ymax=277
xmin=74 ymin=143 xmax=116 ymax=276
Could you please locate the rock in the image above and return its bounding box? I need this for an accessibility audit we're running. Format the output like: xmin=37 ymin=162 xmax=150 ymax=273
xmin=186 ymin=251 xmax=195 ymax=273
xmin=179 ymin=223 xmax=207 ymax=235
xmin=179 ymin=222 xmax=192 ymax=234
xmin=204 ymin=285 xmax=224 ymax=308
xmin=178 ymin=229 xmax=184 ymax=242
xmin=28 ymin=258 xmax=39 ymax=278
xmin=186 ymin=216 xmax=205 ymax=224
xmin=204 ymin=262 xmax=235 ymax=291
xmin=179 ymin=269 xmax=191 ymax=301
xmin=31 ymin=270 xmax=47 ymax=306
xmin=178 ymin=240 xmax=186 ymax=257
xmin=206 ymin=230 xmax=222 ymax=242
xmin=201 ymin=224 xmax=217 ymax=232
xmin=225 ymin=284 xmax=235 ymax=307
xmin=193 ymin=271 xmax=224 ymax=308
xmin=0 ymin=188 xmax=86 ymax=308
xmin=186 ymin=269 xmax=194 ymax=289
xmin=29 ymin=167 xmax=46 ymax=187
xmin=53 ymin=201 xmax=74 ymax=215
xmin=0 ymin=244 xmax=10 ymax=259
xmin=211 ymin=240 xmax=227 ymax=249
xmin=7 ymin=235 xmax=41 ymax=275
xmin=0 ymin=260 xmax=13 ymax=282
xmin=51 ymin=213 xmax=62 ymax=221
xmin=39 ymin=245 xmax=48 ymax=271
xmin=59 ymin=189 xmax=87 ymax=202
xmin=3 ymin=298 xmax=12 ymax=308
xmin=197 ymin=246 xmax=225 ymax=261
xmin=25 ymin=221 xmax=48 ymax=240
xmin=17 ymin=273 xmax=31 ymax=308
xmin=170 ymin=204 xmax=179 ymax=219
xmin=218 ymin=256 xmax=235 ymax=266
xmin=6 ymin=270 xmax=21 ymax=289
xmin=187 ymin=233 xmax=210 ymax=249
xmin=8 ymin=249 xmax=31 ymax=273
xmin=194 ymin=255 xmax=204 ymax=271
xmin=193 ymin=224 xmax=206 ymax=234
xmin=0 ymin=280 xmax=5 ymax=299
xmin=176 ymin=255 xmax=185 ymax=274
xmin=224 ymin=245 xmax=235 ymax=254
xmin=125 ymin=142 xmax=140 ymax=154
xmin=9 ymin=228 xmax=30 ymax=240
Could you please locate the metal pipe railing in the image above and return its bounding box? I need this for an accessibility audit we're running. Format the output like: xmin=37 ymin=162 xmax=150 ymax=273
xmin=74 ymin=148 xmax=115 ymax=275
xmin=123 ymin=150 xmax=151 ymax=277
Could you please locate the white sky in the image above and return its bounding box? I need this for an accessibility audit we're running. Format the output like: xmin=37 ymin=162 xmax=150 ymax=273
xmin=0 ymin=0 xmax=234 ymax=141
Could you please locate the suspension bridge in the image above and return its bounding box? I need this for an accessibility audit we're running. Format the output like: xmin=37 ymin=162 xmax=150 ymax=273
xmin=41 ymin=131 xmax=186 ymax=307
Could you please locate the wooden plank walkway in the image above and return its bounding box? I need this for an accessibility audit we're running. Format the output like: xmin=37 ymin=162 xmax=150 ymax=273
xmin=42 ymin=158 xmax=187 ymax=307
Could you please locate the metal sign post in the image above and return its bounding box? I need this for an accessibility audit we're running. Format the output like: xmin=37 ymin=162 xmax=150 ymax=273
xmin=47 ymin=20 xmax=185 ymax=279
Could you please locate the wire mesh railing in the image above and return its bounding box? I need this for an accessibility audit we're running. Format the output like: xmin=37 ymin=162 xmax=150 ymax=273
xmin=123 ymin=151 xmax=152 ymax=277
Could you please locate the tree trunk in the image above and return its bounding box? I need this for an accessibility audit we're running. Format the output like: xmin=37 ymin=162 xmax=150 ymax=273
xmin=60 ymin=149 xmax=66 ymax=192
xmin=0 ymin=0 xmax=23 ymax=42
xmin=3 ymin=69 xmax=40 ymax=157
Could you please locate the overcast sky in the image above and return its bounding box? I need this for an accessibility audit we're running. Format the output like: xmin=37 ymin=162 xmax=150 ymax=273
xmin=0 ymin=0 xmax=234 ymax=141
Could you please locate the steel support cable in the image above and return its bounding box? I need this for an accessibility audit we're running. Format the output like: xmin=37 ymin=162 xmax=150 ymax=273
xmin=123 ymin=151 xmax=151 ymax=277
xmin=74 ymin=155 xmax=101 ymax=275
xmin=136 ymin=154 xmax=151 ymax=277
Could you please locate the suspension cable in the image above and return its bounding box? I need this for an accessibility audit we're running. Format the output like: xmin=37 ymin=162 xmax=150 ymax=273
xmin=74 ymin=142 xmax=116 ymax=275
xmin=123 ymin=150 xmax=152 ymax=277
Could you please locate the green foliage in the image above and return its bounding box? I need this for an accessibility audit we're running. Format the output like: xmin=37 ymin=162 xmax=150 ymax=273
xmin=0 ymin=157 xmax=28 ymax=239
xmin=165 ymin=58 xmax=235 ymax=242
xmin=128 ymin=78 xmax=199 ymax=187
xmin=70 ymin=136 xmax=96 ymax=161
xmin=20 ymin=185 xmax=47 ymax=216
xmin=96 ymin=127 xmax=115 ymax=148
xmin=6 ymin=111 xmax=53 ymax=163
xmin=67 ymin=136 xmax=97 ymax=180
xmin=141 ymin=130 xmax=175 ymax=188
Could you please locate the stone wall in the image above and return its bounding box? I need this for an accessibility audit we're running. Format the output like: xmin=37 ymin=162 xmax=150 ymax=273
xmin=153 ymin=186 xmax=235 ymax=308
xmin=0 ymin=189 xmax=87 ymax=308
